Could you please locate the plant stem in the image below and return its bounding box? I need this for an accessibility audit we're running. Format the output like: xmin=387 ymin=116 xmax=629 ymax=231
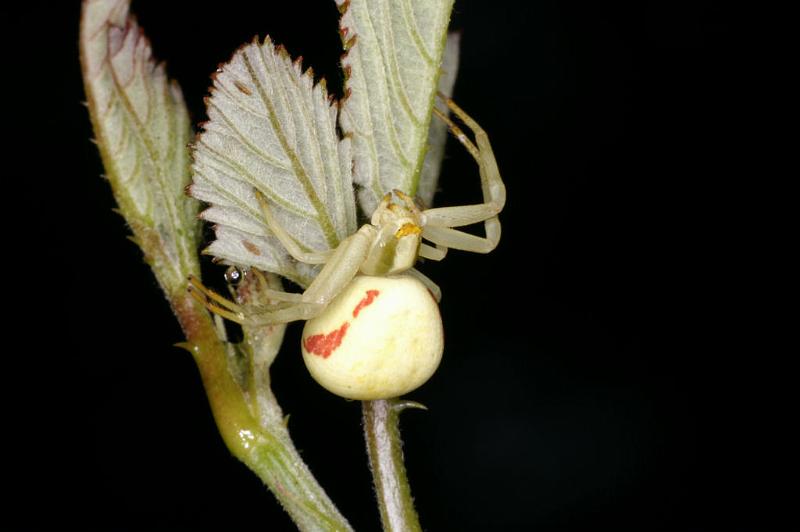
xmin=174 ymin=293 xmax=352 ymax=531
xmin=362 ymin=399 xmax=422 ymax=532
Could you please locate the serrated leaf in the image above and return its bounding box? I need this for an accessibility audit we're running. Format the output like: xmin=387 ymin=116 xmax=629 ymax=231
xmin=190 ymin=37 xmax=357 ymax=287
xmin=337 ymin=0 xmax=456 ymax=216
xmin=417 ymin=31 xmax=460 ymax=208
xmin=80 ymin=0 xmax=199 ymax=294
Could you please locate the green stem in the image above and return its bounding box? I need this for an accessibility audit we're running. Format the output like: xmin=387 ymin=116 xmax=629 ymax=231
xmin=173 ymin=293 xmax=352 ymax=531
xmin=362 ymin=399 xmax=423 ymax=532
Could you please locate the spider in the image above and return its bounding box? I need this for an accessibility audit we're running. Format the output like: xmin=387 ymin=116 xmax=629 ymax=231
xmin=190 ymin=95 xmax=506 ymax=399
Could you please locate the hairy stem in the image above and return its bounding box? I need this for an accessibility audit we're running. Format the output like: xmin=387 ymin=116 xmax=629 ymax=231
xmin=362 ymin=399 xmax=423 ymax=532
xmin=174 ymin=293 xmax=352 ymax=531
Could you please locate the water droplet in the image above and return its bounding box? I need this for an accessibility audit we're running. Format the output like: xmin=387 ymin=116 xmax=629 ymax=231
xmin=225 ymin=266 xmax=243 ymax=285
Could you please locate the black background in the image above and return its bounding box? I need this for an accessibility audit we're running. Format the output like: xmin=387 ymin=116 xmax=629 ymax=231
xmin=3 ymin=1 xmax=792 ymax=531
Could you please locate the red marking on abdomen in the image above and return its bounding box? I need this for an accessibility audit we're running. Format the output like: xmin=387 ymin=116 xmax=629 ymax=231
xmin=304 ymin=322 xmax=349 ymax=358
xmin=353 ymin=290 xmax=380 ymax=318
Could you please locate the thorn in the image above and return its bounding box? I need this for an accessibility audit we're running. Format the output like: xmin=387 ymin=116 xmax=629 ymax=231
xmin=283 ymin=414 xmax=291 ymax=427
xmin=392 ymin=400 xmax=428 ymax=413
xmin=174 ymin=341 xmax=195 ymax=354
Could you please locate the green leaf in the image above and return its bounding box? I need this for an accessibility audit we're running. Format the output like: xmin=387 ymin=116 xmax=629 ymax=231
xmin=190 ymin=37 xmax=357 ymax=287
xmin=80 ymin=0 xmax=199 ymax=295
xmin=336 ymin=0 xmax=456 ymax=216
xmin=81 ymin=5 xmax=355 ymax=529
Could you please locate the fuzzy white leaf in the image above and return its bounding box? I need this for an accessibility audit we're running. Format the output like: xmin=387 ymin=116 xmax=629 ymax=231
xmin=80 ymin=0 xmax=199 ymax=291
xmin=191 ymin=38 xmax=357 ymax=287
xmin=417 ymin=32 xmax=461 ymax=208
xmin=337 ymin=0 xmax=456 ymax=216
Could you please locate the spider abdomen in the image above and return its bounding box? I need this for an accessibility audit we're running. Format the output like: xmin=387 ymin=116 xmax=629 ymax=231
xmin=301 ymin=275 xmax=443 ymax=400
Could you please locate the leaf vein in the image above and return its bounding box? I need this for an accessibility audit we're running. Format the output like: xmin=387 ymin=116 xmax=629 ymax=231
xmin=247 ymin=46 xmax=338 ymax=248
xmin=108 ymin=60 xmax=185 ymax=278
xmin=198 ymin=140 xmax=314 ymax=219
xmin=399 ymin=0 xmax=436 ymax=65
xmin=208 ymin=100 xmax=292 ymax=172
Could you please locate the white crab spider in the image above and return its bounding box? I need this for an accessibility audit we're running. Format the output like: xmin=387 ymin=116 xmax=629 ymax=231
xmin=191 ymin=96 xmax=506 ymax=400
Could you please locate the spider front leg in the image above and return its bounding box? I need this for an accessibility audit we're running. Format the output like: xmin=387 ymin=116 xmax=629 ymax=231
xmin=188 ymin=269 xmax=297 ymax=324
xmin=188 ymin=275 xmax=248 ymax=323
xmin=241 ymin=225 xmax=376 ymax=325
xmin=422 ymin=95 xmax=507 ymax=254
xmin=256 ymin=190 xmax=333 ymax=265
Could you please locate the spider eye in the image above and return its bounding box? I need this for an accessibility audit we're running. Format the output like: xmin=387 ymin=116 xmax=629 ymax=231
xmin=224 ymin=266 xmax=244 ymax=285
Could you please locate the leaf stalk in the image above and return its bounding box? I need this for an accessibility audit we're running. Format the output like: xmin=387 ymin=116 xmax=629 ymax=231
xmin=362 ymin=399 xmax=423 ymax=532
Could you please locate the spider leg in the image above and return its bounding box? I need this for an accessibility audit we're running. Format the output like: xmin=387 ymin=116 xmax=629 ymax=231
xmin=188 ymin=275 xmax=247 ymax=323
xmin=255 ymin=190 xmax=333 ymax=265
xmin=421 ymin=95 xmax=506 ymax=254
xmin=188 ymin=275 xmax=244 ymax=313
xmin=261 ymin=289 xmax=305 ymax=303
xmin=189 ymin=270 xmax=305 ymax=322
xmin=243 ymin=225 xmax=376 ymax=325
xmin=243 ymin=268 xmax=303 ymax=303
xmin=422 ymin=224 xmax=499 ymax=254
xmin=407 ymin=268 xmax=442 ymax=303
xmin=419 ymin=242 xmax=448 ymax=261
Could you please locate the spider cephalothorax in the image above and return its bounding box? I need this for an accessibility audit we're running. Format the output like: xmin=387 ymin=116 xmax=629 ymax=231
xmin=358 ymin=190 xmax=424 ymax=277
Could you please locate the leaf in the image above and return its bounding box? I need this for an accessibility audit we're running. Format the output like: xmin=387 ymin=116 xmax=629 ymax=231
xmin=336 ymin=0 xmax=456 ymax=216
xmin=190 ymin=37 xmax=356 ymax=287
xmin=417 ymin=32 xmax=461 ymax=209
xmin=80 ymin=0 xmax=199 ymax=295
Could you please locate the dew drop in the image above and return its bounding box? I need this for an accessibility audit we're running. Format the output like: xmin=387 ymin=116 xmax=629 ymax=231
xmin=225 ymin=266 xmax=244 ymax=285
